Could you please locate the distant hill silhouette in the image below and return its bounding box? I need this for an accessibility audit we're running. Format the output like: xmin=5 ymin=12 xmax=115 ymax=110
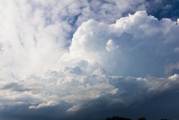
xmin=137 ymin=117 xmax=146 ymax=120
xmin=105 ymin=116 xmax=131 ymax=120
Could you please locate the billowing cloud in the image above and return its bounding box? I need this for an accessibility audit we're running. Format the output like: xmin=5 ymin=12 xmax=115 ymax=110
xmin=0 ymin=0 xmax=179 ymax=120
xmin=0 ymin=0 xmax=147 ymax=80
xmin=70 ymin=11 xmax=179 ymax=76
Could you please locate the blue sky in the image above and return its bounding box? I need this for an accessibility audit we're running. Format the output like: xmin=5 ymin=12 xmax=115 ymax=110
xmin=0 ymin=0 xmax=179 ymax=120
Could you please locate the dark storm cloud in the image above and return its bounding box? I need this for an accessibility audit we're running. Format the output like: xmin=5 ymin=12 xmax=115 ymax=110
xmin=1 ymin=88 xmax=179 ymax=120
xmin=0 ymin=104 xmax=68 ymax=120
xmin=1 ymin=74 xmax=179 ymax=120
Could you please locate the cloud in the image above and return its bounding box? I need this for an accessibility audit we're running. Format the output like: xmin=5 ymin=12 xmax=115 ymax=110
xmin=0 ymin=0 xmax=179 ymax=120
xmin=70 ymin=11 xmax=179 ymax=76
xmin=0 ymin=0 xmax=146 ymax=80
xmin=1 ymin=72 xmax=179 ymax=120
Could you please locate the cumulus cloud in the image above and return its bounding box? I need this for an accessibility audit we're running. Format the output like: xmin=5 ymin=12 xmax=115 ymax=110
xmin=0 ymin=0 xmax=147 ymax=80
xmin=0 ymin=0 xmax=179 ymax=120
xmin=70 ymin=11 xmax=179 ymax=76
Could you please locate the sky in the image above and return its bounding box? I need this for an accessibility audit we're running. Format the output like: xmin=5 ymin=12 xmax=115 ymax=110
xmin=0 ymin=0 xmax=179 ymax=120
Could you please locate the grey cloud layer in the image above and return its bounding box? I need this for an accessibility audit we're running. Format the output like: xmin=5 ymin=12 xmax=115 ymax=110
xmin=1 ymin=71 xmax=179 ymax=120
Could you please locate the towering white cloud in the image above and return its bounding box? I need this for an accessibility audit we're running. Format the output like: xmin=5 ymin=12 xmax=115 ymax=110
xmin=70 ymin=11 xmax=179 ymax=76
